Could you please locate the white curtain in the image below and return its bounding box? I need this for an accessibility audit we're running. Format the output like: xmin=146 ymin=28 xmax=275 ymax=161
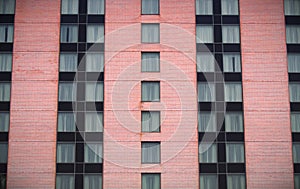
xmin=86 ymin=82 xmax=104 ymax=102
xmin=225 ymin=112 xmax=243 ymax=132
xmin=290 ymin=83 xmax=300 ymax=102
xmin=0 ymin=143 xmax=7 ymax=163
xmin=286 ymin=25 xmax=300 ymax=44
xmin=57 ymin=143 xmax=75 ymax=163
xmin=0 ymin=53 xmax=12 ymax=71
xmin=88 ymin=0 xmax=104 ymax=14
xmin=86 ymin=53 xmax=104 ymax=72
xmin=60 ymin=53 xmax=77 ymax=72
xmin=0 ymin=0 xmax=15 ymax=14
xmin=85 ymin=143 xmax=102 ymax=163
xmin=227 ymin=175 xmax=246 ymax=189
xmin=197 ymin=53 xmax=215 ymax=72
xmin=85 ymin=112 xmax=103 ymax=132
xmin=142 ymin=142 xmax=160 ymax=163
xmin=223 ymin=53 xmax=241 ymax=72
xmin=0 ymin=112 xmax=9 ymax=132
xmin=142 ymin=0 xmax=159 ymax=14
xmin=199 ymin=143 xmax=217 ymax=163
xmin=200 ymin=175 xmax=218 ymax=189
xmin=295 ymin=174 xmax=300 ymax=189
xmin=142 ymin=53 xmax=160 ymax=72
xmin=198 ymin=82 xmax=215 ymax=102
xmin=291 ymin=113 xmax=300 ymax=132
xmin=226 ymin=143 xmax=244 ymax=162
xmin=84 ymin=175 xmax=102 ymax=189
xmin=142 ymin=174 xmax=160 ymax=189
xmin=0 ymin=25 xmax=13 ymax=43
xmin=225 ymin=83 xmax=242 ymax=102
xmin=59 ymin=83 xmax=76 ymax=102
xmin=58 ymin=113 xmax=76 ymax=132
xmin=221 ymin=0 xmax=239 ymax=15
xmin=196 ymin=25 xmax=213 ymax=43
xmin=60 ymin=25 xmax=78 ymax=43
xmin=87 ymin=25 xmax=104 ymax=43
xmin=142 ymin=82 xmax=160 ymax=101
xmin=56 ymin=175 xmax=75 ymax=189
xmin=196 ymin=0 xmax=213 ymax=15
xmin=222 ymin=26 xmax=240 ymax=43
xmin=288 ymin=53 xmax=300 ymax=73
xmin=61 ymin=0 xmax=78 ymax=14
xmin=142 ymin=24 xmax=160 ymax=43
xmin=198 ymin=112 xmax=216 ymax=132
xmin=285 ymin=0 xmax=300 ymax=15
xmin=293 ymin=144 xmax=300 ymax=163
xmin=142 ymin=111 xmax=160 ymax=132
xmin=0 ymin=83 xmax=10 ymax=102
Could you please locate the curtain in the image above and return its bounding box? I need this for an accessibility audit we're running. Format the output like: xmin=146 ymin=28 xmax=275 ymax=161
xmin=87 ymin=25 xmax=104 ymax=43
xmin=142 ymin=82 xmax=160 ymax=101
xmin=196 ymin=0 xmax=213 ymax=15
xmin=291 ymin=113 xmax=300 ymax=132
xmin=199 ymin=143 xmax=217 ymax=163
xmin=85 ymin=143 xmax=102 ymax=163
xmin=57 ymin=143 xmax=75 ymax=163
xmin=0 ymin=175 xmax=5 ymax=189
xmin=197 ymin=53 xmax=215 ymax=72
xmin=288 ymin=54 xmax=300 ymax=73
xmin=285 ymin=0 xmax=300 ymax=15
xmin=60 ymin=53 xmax=77 ymax=72
xmin=200 ymin=175 xmax=218 ymax=189
xmin=142 ymin=53 xmax=160 ymax=72
xmin=56 ymin=175 xmax=75 ymax=189
xmin=295 ymin=175 xmax=300 ymax=189
xmin=223 ymin=53 xmax=241 ymax=72
xmin=196 ymin=25 xmax=213 ymax=43
xmin=286 ymin=25 xmax=300 ymax=44
xmin=225 ymin=112 xmax=243 ymax=132
xmin=0 ymin=112 xmax=9 ymax=132
xmin=0 ymin=53 xmax=12 ymax=71
xmin=221 ymin=0 xmax=239 ymax=15
xmin=84 ymin=175 xmax=102 ymax=189
xmin=86 ymin=53 xmax=104 ymax=72
xmin=60 ymin=25 xmax=78 ymax=43
xmin=86 ymin=82 xmax=104 ymax=102
xmin=222 ymin=26 xmax=240 ymax=43
xmin=0 ymin=143 xmax=7 ymax=163
xmin=59 ymin=83 xmax=76 ymax=101
xmin=142 ymin=174 xmax=160 ymax=189
xmin=58 ymin=113 xmax=76 ymax=132
xmin=142 ymin=142 xmax=160 ymax=163
xmin=0 ymin=83 xmax=10 ymax=102
xmin=142 ymin=0 xmax=159 ymax=14
xmin=0 ymin=25 xmax=13 ymax=43
xmin=293 ymin=144 xmax=300 ymax=163
xmin=290 ymin=83 xmax=300 ymax=102
xmin=225 ymin=83 xmax=242 ymax=102
xmin=198 ymin=112 xmax=216 ymax=132
xmin=0 ymin=0 xmax=15 ymax=14
xmin=198 ymin=82 xmax=215 ymax=102
xmin=85 ymin=112 xmax=103 ymax=132
xmin=142 ymin=24 xmax=160 ymax=43
xmin=227 ymin=175 xmax=246 ymax=189
xmin=142 ymin=111 xmax=160 ymax=132
xmin=88 ymin=0 xmax=104 ymax=14
xmin=61 ymin=0 xmax=78 ymax=14
xmin=226 ymin=143 xmax=244 ymax=162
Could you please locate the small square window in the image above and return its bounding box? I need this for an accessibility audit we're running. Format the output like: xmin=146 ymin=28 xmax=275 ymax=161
xmin=60 ymin=25 xmax=78 ymax=43
xmin=141 ymin=81 xmax=160 ymax=102
xmin=223 ymin=53 xmax=241 ymax=72
xmin=200 ymin=174 xmax=218 ymax=189
xmin=60 ymin=53 xmax=77 ymax=72
xmin=84 ymin=174 xmax=103 ymax=189
xmin=141 ymin=24 xmax=160 ymax=43
xmin=0 ymin=0 xmax=15 ymax=14
xmin=196 ymin=0 xmax=213 ymax=15
xmin=87 ymin=25 xmax=104 ymax=43
xmin=293 ymin=143 xmax=300 ymax=163
xmin=197 ymin=52 xmax=215 ymax=72
xmin=196 ymin=25 xmax=214 ymax=43
xmin=198 ymin=82 xmax=215 ymax=102
xmin=221 ymin=0 xmax=239 ymax=15
xmin=142 ymin=173 xmax=161 ymax=189
xmin=286 ymin=25 xmax=300 ymax=44
xmin=142 ymin=142 xmax=160 ymax=163
xmin=288 ymin=54 xmax=300 ymax=73
xmin=88 ymin=0 xmax=105 ymax=14
xmin=224 ymin=82 xmax=242 ymax=102
xmin=222 ymin=26 xmax=240 ymax=43
xmin=291 ymin=113 xmax=300 ymax=132
xmin=61 ymin=0 xmax=78 ymax=14
xmin=0 ymin=143 xmax=8 ymax=163
xmin=142 ymin=111 xmax=160 ymax=132
xmin=142 ymin=0 xmax=159 ymax=14
xmin=285 ymin=0 xmax=300 ymax=15
xmin=0 ymin=25 xmax=13 ymax=43
xmin=56 ymin=174 xmax=75 ymax=189
xmin=225 ymin=112 xmax=243 ymax=132
xmin=84 ymin=143 xmax=102 ymax=163
xmin=0 ymin=53 xmax=12 ymax=72
xmin=0 ymin=112 xmax=9 ymax=132
xmin=227 ymin=174 xmax=246 ymax=189
xmin=198 ymin=112 xmax=216 ymax=132
xmin=58 ymin=112 xmax=76 ymax=132
xmin=59 ymin=82 xmax=76 ymax=102
xmin=199 ymin=143 xmax=217 ymax=163
xmin=226 ymin=143 xmax=244 ymax=163
xmin=86 ymin=53 xmax=104 ymax=72
xmin=57 ymin=143 xmax=75 ymax=163
xmin=85 ymin=112 xmax=103 ymax=132
xmin=290 ymin=82 xmax=300 ymax=102
xmin=85 ymin=82 xmax=104 ymax=102
xmin=0 ymin=83 xmax=10 ymax=102
xmin=141 ymin=52 xmax=160 ymax=72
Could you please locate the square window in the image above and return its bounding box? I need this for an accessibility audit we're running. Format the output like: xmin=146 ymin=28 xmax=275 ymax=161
xmin=141 ymin=81 xmax=160 ymax=102
xmin=0 ymin=112 xmax=9 ymax=132
xmin=0 ymin=25 xmax=13 ymax=43
xmin=142 ymin=111 xmax=160 ymax=132
xmin=223 ymin=53 xmax=241 ymax=72
xmin=227 ymin=174 xmax=246 ymax=189
xmin=222 ymin=26 xmax=240 ymax=43
xmin=85 ymin=82 xmax=104 ymax=102
xmin=142 ymin=142 xmax=160 ymax=163
xmin=200 ymin=174 xmax=218 ymax=189
xmin=293 ymin=143 xmax=300 ymax=163
xmin=57 ymin=143 xmax=75 ymax=163
xmin=288 ymin=54 xmax=300 ymax=73
xmin=142 ymin=0 xmax=159 ymax=14
xmin=197 ymin=52 xmax=215 ymax=72
xmin=196 ymin=25 xmax=214 ymax=43
xmin=199 ymin=143 xmax=217 ymax=163
xmin=59 ymin=82 xmax=76 ymax=102
xmin=0 ymin=53 xmax=12 ymax=72
xmin=141 ymin=24 xmax=160 ymax=43
xmin=221 ymin=0 xmax=239 ymax=15
xmin=286 ymin=25 xmax=300 ymax=44
xmin=225 ymin=112 xmax=243 ymax=132
xmin=84 ymin=143 xmax=102 ymax=163
xmin=0 ymin=83 xmax=10 ymax=102
xmin=0 ymin=0 xmax=15 ymax=14
xmin=198 ymin=82 xmax=215 ymax=102
xmin=290 ymin=83 xmax=300 ymax=102
xmin=61 ymin=0 xmax=78 ymax=14
xmin=87 ymin=25 xmax=104 ymax=43
xmin=291 ymin=113 xmax=300 ymax=132
xmin=141 ymin=52 xmax=160 ymax=72
xmin=84 ymin=174 xmax=103 ymax=189
xmin=198 ymin=112 xmax=216 ymax=132
xmin=85 ymin=112 xmax=103 ymax=132
xmin=224 ymin=82 xmax=242 ymax=102
xmin=226 ymin=143 xmax=244 ymax=163
xmin=56 ymin=174 xmax=75 ymax=189
xmin=60 ymin=25 xmax=78 ymax=43
xmin=58 ymin=112 xmax=76 ymax=132
xmin=60 ymin=53 xmax=77 ymax=72
xmin=285 ymin=0 xmax=300 ymax=15
xmin=86 ymin=53 xmax=104 ymax=72
xmin=0 ymin=143 xmax=7 ymax=163
xmin=142 ymin=174 xmax=161 ymax=189
xmin=196 ymin=0 xmax=213 ymax=15
xmin=88 ymin=0 xmax=105 ymax=14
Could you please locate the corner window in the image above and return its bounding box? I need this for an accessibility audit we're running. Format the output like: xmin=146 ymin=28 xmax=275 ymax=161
xmin=293 ymin=143 xmax=300 ymax=163
xmin=88 ymin=0 xmax=105 ymax=14
xmin=288 ymin=53 xmax=300 ymax=73
xmin=59 ymin=82 xmax=76 ymax=102
xmin=198 ymin=82 xmax=215 ymax=102
xmin=0 ymin=0 xmax=15 ymax=14
xmin=142 ymin=111 xmax=160 ymax=132
xmin=224 ymin=82 xmax=242 ymax=102
xmin=222 ymin=26 xmax=240 ymax=43
xmin=286 ymin=25 xmax=300 ymax=44
xmin=61 ymin=0 xmax=78 ymax=14
xmin=225 ymin=112 xmax=243 ymax=132
xmin=284 ymin=0 xmax=300 ymax=15
xmin=141 ymin=81 xmax=160 ymax=102
xmin=0 ymin=143 xmax=7 ymax=163
xmin=200 ymin=174 xmax=218 ymax=189
xmin=199 ymin=143 xmax=217 ymax=163
xmin=196 ymin=25 xmax=214 ymax=43
xmin=226 ymin=143 xmax=245 ymax=163
xmin=0 ymin=83 xmax=10 ymax=102
xmin=142 ymin=174 xmax=161 ymax=189
xmin=223 ymin=53 xmax=241 ymax=72
xmin=58 ymin=112 xmax=76 ymax=132
xmin=0 ymin=112 xmax=9 ymax=132
xmin=60 ymin=25 xmax=78 ymax=43
xmin=86 ymin=53 xmax=104 ymax=72
xmin=141 ymin=24 xmax=160 ymax=43
xmin=227 ymin=174 xmax=246 ymax=189
xmin=85 ymin=112 xmax=103 ymax=132
xmin=56 ymin=143 xmax=75 ymax=163
xmin=60 ymin=53 xmax=77 ymax=72
xmin=142 ymin=0 xmax=159 ymax=14
xmin=291 ymin=113 xmax=300 ymax=132
xmin=198 ymin=112 xmax=216 ymax=132
xmin=197 ymin=52 xmax=215 ymax=72
xmin=295 ymin=174 xmax=300 ymax=189
xmin=142 ymin=142 xmax=160 ymax=163
xmin=84 ymin=143 xmax=103 ymax=163
xmin=87 ymin=25 xmax=104 ymax=43
xmin=0 ymin=25 xmax=13 ymax=43
xmin=85 ymin=82 xmax=104 ymax=102
xmin=56 ymin=174 xmax=75 ymax=189
xmin=290 ymin=83 xmax=300 ymax=102
xmin=141 ymin=52 xmax=160 ymax=72
xmin=84 ymin=175 xmax=103 ymax=189
xmin=0 ymin=174 xmax=5 ymax=189
xmin=221 ymin=0 xmax=239 ymax=15
xmin=0 ymin=53 xmax=12 ymax=72
xmin=196 ymin=0 xmax=213 ymax=15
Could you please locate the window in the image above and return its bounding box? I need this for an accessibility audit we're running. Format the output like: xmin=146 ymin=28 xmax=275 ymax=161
xmin=85 ymin=112 xmax=103 ymax=132
xmin=200 ymin=174 xmax=218 ymax=189
xmin=226 ymin=143 xmax=244 ymax=163
xmin=0 ymin=83 xmax=10 ymax=102
xmin=59 ymin=82 xmax=76 ymax=102
xmin=285 ymin=0 xmax=300 ymax=15
xmin=142 ymin=0 xmax=159 ymax=14
xmin=88 ymin=0 xmax=104 ymax=14
xmin=0 ymin=174 xmax=5 ymax=189
xmin=221 ymin=0 xmax=239 ymax=15
xmin=142 ymin=142 xmax=160 ymax=163
xmin=0 ymin=0 xmax=15 ymax=14
xmin=60 ymin=25 xmax=78 ymax=43
xmin=227 ymin=174 xmax=246 ymax=189
xmin=0 ymin=112 xmax=9 ymax=132
xmin=86 ymin=53 xmax=104 ymax=72
xmin=288 ymin=54 xmax=300 ymax=73
xmin=295 ymin=174 xmax=300 ymax=189
xmin=141 ymin=82 xmax=160 ymax=102
xmin=60 ymin=53 xmax=77 ymax=72
xmin=196 ymin=0 xmax=213 ymax=15
xmin=290 ymin=83 xmax=300 ymax=102
xmin=87 ymin=25 xmax=104 ymax=43
xmin=225 ymin=82 xmax=242 ymax=102
xmin=198 ymin=82 xmax=215 ymax=102
xmin=286 ymin=25 xmax=300 ymax=44
xmin=0 ymin=25 xmax=13 ymax=43
xmin=0 ymin=143 xmax=7 ymax=163
xmin=291 ymin=113 xmax=300 ymax=132
xmin=85 ymin=82 xmax=104 ymax=102
xmin=58 ymin=112 xmax=76 ymax=132
xmin=141 ymin=24 xmax=160 ymax=43
xmin=196 ymin=25 xmax=213 ymax=43
xmin=223 ymin=53 xmax=241 ymax=72
xmin=61 ymin=0 xmax=78 ymax=14
xmin=56 ymin=175 xmax=75 ymax=189
xmin=293 ymin=143 xmax=300 ymax=163
xmin=85 ymin=143 xmax=102 ymax=163
xmin=142 ymin=111 xmax=160 ymax=132
xmin=56 ymin=143 xmax=75 ymax=163
xmin=199 ymin=143 xmax=217 ymax=163
xmin=198 ymin=112 xmax=216 ymax=132
xmin=197 ymin=53 xmax=214 ymax=72
xmin=222 ymin=26 xmax=240 ymax=43
xmin=0 ymin=53 xmax=12 ymax=72
xmin=142 ymin=174 xmax=160 ymax=189
xmin=84 ymin=175 xmax=103 ymax=189
xmin=225 ymin=112 xmax=243 ymax=132
xmin=141 ymin=52 xmax=160 ymax=72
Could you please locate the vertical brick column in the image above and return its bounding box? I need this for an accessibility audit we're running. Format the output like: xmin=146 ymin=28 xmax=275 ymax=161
xmin=7 ymin=0 xmax=60 ymax=188
xmin=240 ymin=0 xmax=294 ymax=188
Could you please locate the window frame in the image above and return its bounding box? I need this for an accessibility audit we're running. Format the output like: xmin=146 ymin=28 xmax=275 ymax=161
xmin=141 ymin=142 xmax=161 ymax=164
xmin=141 ymin=52 xmax=160 ymax=72
xmin=141 ymin=23 xmax=160 ymax=44
xmin=141 ymin=81 xmax=160 ymax=102
xmin=141 ymin=111 xmax=161 ymax=133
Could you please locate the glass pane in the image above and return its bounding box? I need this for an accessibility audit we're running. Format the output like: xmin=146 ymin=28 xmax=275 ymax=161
xmin=295 ymin=174 xmax=300 ymax=189
xmin=85 ymin=143 xmax=102 ymax=163
xmin=196 ymin=25 xmax=213 ymax=43
xmin=142 ymin=53 xmax=160 ymax=72
xmin=227 ymin=175 xmax=246 ymax=189
xmin=60 ymin=25 xmax=78 ymax=43
xmin=58 ymin=112 xmax=76 ymax=132
xmin=0 ymin=25 xmax=13 ymax=43
xmin=88 ymin=0 xmax=104 ymax=14
xmin=0 ymin=112 xmax=9 ymax=132
xmin=198 ymin=82 xmax=215 ymax=102
xmin=142 ymin=111 xmax=160 ymax=132
xmin=291 ymin=113 xmax=300 ymax=132
xmin=198 ymin=112 xmax=216 ymax=132
xmin=197 ymin=53 xmax=215 ymax=72
xmin=225 ymin=112 xmax=243 ymax=132
xmin=0 ymin=174 xmax=6 ymax=189
xmin=59 ymin=82 xmax=76 ymax=101
xmin=142 ymin=174 xmax=160 ymax=189
xmin=221 ymin=0 xmax=239 ymax=15
xmin=200 ymin=174 xmax=218 ymax=189
xmin=0 ymin=53 xmax=12 ymax=71
xmin=222 ymin=26 xmax=240 ymax=43
xmin=0 ymin=143 xmax=8 ymax=163
xmin=0 ymin=83 xmax=10 ymax=102
xmin=196 ymin=0 xmax=213 ymax=15
xmin=60 ymin=53 xmax=77 ymax=72
xmin=142 ymin=82 xmax=160 ymax=102
xmin=87 ymin=25 xmax=104 ymax=43
xmin=223 ymin=53 xmax=241 ymax=72
xmin=56 ymin=175 xmax=75 ymax=189
xmin=288 ymin=54 xmax=300 ymax=73
xmin=286 ymin=25 xmax=300 ymax=44
xmin=199 ymin=143 xmax=217 ymax=163
xmin=142 ymin=0 xmax=159 ymax=14
xmin=0 ymin=0 xmax=15 ymax=14
xmin=57 ymin=143 xmax=75 ymax=163
xmin=293 ymin=143 xmax=300 ymax=163
xmin=85 ymin=112 xmax=103 ymax=132
xmin=285 ymin=0 xmax=300 ymax=15
xmin=84 ymin=175 xmax=103 ymax=189
xmin=225 ymin=83 xmax=242 ymax=102
xmin=61 ymin=0 xmax=78 ymax=14
xmin=142 ymin=24 xmax=160 ymax=43
xmin=226 ymin=143 xmax=244 ymax=163
xmin=86 ymin=82 xmax=104 ymax=102
xmin=86 ymin=53 xmax=104 ymax=72
xmin=290 ymin=83 xmax=300 ymax=102
xmin=142 ymin=142 xmax=160 ymax=163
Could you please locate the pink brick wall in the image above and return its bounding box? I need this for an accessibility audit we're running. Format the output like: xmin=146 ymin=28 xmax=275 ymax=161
xmin=7 ymin=0 xmax=60 ymax=188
